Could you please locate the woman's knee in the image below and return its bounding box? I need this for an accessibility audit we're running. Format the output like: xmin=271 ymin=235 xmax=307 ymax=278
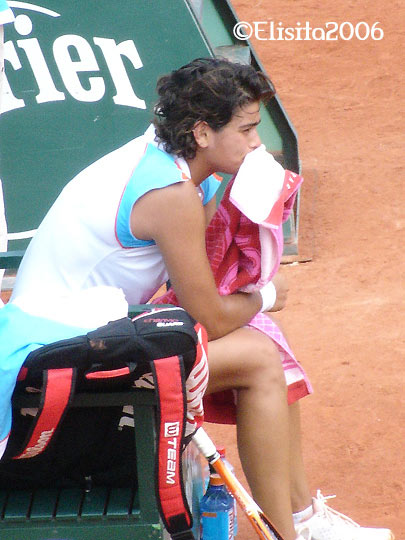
xmin=242 ymin=331 xmax=286 ymax=390
xmin=217 ymin=329 xmax=286 ymax=391
xmin=207 ymin=327 xmax=286 ymax=393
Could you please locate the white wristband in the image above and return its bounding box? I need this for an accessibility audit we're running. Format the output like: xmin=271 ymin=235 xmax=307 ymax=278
xmin=259 ymin=281 xmax=277 ymax=312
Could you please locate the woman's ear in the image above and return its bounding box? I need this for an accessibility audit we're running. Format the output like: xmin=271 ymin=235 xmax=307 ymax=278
xmin=192 ymin=121 xmax=210 ymax=149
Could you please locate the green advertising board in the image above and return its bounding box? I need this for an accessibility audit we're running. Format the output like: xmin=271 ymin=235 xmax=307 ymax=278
xmin=1 ymin=0 xmax=300 ymax=251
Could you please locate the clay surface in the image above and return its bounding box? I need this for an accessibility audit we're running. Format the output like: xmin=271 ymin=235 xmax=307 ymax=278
xmin=207 ymin=1 xmax=404 ymax=537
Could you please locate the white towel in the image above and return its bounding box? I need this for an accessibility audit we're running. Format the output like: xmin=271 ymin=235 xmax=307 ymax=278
xmin=12 ymin=286 xmax=129 ymax=328
xmin=229 ymin=145 xmax=285 ymax=227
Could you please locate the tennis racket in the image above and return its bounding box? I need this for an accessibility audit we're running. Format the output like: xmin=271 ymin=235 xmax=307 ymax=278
xmin=193 ymin=427 xmax=284 ymax=540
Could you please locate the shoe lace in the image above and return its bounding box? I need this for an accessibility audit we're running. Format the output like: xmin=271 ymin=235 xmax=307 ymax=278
xmin=313 ymin=490 xmax=360 ymax=529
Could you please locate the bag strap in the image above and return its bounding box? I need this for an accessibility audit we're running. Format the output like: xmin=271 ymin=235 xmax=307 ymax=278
xmin=13 ymin=367 xmax=76 ymax=460
xmin=12 ymin=362 xmax=134 ymax=460
xmin=151 ymin=355 xmax=195 ymax=540
xmin=14 ymin=355 xmax=195 ymax=538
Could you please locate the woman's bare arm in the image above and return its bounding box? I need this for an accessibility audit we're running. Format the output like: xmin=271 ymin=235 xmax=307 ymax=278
xmin=130 ymin=181 xmax=262 ymax=340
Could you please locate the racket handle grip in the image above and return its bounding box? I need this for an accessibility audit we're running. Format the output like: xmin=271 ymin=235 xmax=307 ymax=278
xmin=193 ymin=428 xmax=219 ymax=463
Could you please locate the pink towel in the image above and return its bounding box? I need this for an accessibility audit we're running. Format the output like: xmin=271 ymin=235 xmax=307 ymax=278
xmin=153 ymin=149 xmax=313 ymax=424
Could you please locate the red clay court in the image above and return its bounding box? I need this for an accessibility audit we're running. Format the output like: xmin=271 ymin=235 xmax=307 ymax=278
xmin=206 ymin=1 xmax=404 ymax=538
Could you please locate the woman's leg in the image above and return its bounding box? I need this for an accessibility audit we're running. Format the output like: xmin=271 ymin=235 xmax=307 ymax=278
xmin=288 ymin=401 xmax=312 ymax=513
xmin=264 ymin=314 xmax=313 ymax=513
xmin=207 ymin=327 xmax=311 ymax=540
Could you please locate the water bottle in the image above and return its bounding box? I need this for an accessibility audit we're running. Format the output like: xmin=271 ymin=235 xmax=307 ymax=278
xmin=217 ymin=446 xmax=238 ymax=536
xmin=200 ymin=473 xmax=235 ymax=540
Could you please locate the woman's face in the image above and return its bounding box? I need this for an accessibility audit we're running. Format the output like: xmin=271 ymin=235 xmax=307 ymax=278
xmin=203 ymin=101 xmax=262 ymax=175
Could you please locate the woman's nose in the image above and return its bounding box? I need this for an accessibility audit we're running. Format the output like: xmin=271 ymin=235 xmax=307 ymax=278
xmin=249 ymin=128 xmax=262 ymax=149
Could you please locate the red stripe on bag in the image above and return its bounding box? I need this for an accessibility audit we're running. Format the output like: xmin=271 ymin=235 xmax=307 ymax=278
xmin=85 ymin=367 xmax=130 ymax=379
xmin=17 ymin=367 xmax=28 ymax=381
xmin=190 ymin=361 xmax=206 ymax=380
xmin=153 ymin=356 xmax=192 ymax=529
xmin=14 ymin=368 xmax=74 ymax=460
xmin=187 ymin=373 xmax=209 ymax=396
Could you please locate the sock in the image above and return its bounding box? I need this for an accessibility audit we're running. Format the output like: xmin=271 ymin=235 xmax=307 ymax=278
xmin=293 ymin=504 xmax=314 ymax=525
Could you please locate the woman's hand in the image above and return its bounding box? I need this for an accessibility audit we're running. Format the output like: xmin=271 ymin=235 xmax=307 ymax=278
xmin=269 ymin=272 xmax=288 ymax=312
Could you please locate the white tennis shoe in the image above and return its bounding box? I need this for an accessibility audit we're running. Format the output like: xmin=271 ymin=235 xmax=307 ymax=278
xmin=295 ymin=490 xmax=394 ymax=540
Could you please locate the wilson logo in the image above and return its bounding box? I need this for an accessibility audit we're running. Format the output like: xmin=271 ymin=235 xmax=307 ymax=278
xmin=164 ymin=421 xmax=180 ymax=438
xmin=164 ymin=422 xmax=180 ymax=485
xmin=166 ymin=436 xmax=177 ymax=485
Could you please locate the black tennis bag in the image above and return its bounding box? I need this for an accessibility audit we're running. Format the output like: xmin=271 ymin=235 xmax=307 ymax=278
xmin=2 ymin=306 xmax=208 ymax=540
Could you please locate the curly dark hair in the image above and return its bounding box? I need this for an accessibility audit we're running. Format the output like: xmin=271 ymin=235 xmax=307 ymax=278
xmin=153 ymin=57 xmax=275 ymax=159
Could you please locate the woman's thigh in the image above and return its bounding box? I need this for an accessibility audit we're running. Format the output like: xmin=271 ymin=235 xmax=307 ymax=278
xmin=207 ymin=326 xmax=285 ymax=394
